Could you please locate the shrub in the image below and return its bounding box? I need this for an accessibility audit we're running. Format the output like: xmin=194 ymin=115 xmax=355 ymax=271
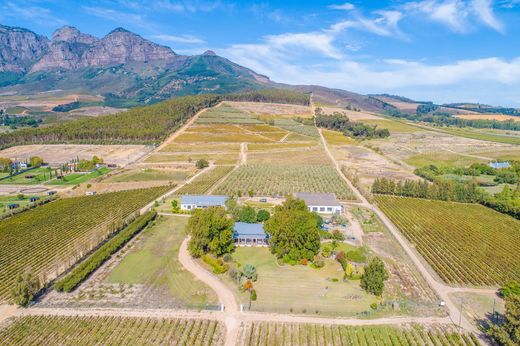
xmin=202 ymin=255 xmax=229 ymax=274
xmin=499 ymin=281 xmax=520 ymax=299
xmin=321 ymin=244 xmax=332 ymax=258
xmin=331 ymin=229 xmax=345 ymax=240
xmin=10 ymin=271 xmax=40 ymax=306
xmin=370 ymin=302 xmax=378 ymax=310
xmin=55 ymin=212 xmax=156 ymax=292
xmin=243 ymin=264 xmax=258 ymax=281
xmin=360 ymin=257 xmax=389 ymax=296
xmin=256 ymin=209 xmax=270 ymax=222
xmin=300 ymin=258 xmax=308 ymax=265
xmin=335 ymin=251 xmax=347 ymax=271
xmin=195 ymin=159 xmax=209 ymax=169
xmin=223 ymin=253 xmax=233 ymax=263
xmin=312 ymin=255 xmax=325 ymax=268
xmin=250 ymin=289 xmax=257 ymax=301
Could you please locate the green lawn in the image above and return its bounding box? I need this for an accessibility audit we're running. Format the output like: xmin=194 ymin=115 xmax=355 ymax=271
xmin=230 ymin=247 xmax=377 ymax=316
xmin=107 ymin=215 xmax=218 ymax=308
xmin=405 ymin=152 xmax=486 ymax=168
xmin=0 ymin=167 xmax=54 ymax=185
xmin=46 ymin=167 xmax=111 ymax=185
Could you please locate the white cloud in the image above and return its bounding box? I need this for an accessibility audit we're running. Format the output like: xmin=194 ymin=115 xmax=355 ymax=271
xmin=330 ymin=10 xmax=406 ymax=39
xmin=0 ymin=2 xmax=66 ymax=27
xmin=471 ymin=0 xmax=504 ymax=32
xmin=151 ymin=34 xmax=205 ymax=44
xmin=83 ymin=6 xmax=150 ymax=29
xmin=329 ymin=3 xmax=355 ymax=11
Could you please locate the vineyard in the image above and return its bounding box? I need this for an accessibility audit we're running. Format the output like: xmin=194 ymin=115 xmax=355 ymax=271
xmin=213 ymin=164 xmax=357 ymax=200
xmin=176 ymin=166 xmax=234 ymax=195
xmin=376 ymin=195 xmax=520 ymax=286
xmin=0 ymin=186 xmax=170 ymax=302
xmin=237 ymin=322 xmax=480 ymax=346
xmin=274 ymin=119 xmax=319 ymax=137
xmin=197 ymin=105 xmax=262 ymax=124
xmin=0 ymin=316 xmax=224 ymax=345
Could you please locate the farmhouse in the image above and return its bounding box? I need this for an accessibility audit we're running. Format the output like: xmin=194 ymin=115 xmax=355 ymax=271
xmin=180 ymin=195 xmax=227 ymax=210
xmin=233 ymin=222 xmax=268 ymax=246
xmin=294 ymin=192 xmax=342 ymax=214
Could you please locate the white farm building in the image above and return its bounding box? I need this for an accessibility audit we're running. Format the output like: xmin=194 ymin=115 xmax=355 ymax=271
xmin=180 ymin=195 xmax=227 ymax=211
xmin=294 ymin=192 xmax=342 ymax=215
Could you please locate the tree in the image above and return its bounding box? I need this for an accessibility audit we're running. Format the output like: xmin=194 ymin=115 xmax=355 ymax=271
xmin=499 ymin=281 xmax=520 ymax=299
xmin=171 ymin=200 xmax=180 ymax=213
xmin=243 ymin=264 xmax=257 ymax=281
xmin=264 ymin=196 xmax=321 ymax=261
xmin=256 ymin=209 xmax=270 ymax=222
xmin=360 ymin=257 xmax=389 ymax=296
xmin=239 ymin=206 xmax=257 ymax=223
xmin=10 ymin=271 xmax=40 ymax=307
xmin=487 ymin=294 xmax=520 ymax=346
xmin=195 ymin=159 xmax=209 ymax=169
xmin=186 ymin=206 xmax=234 ymax=257
xmin=0 ymin=157 xmax=12 ymax=172
xmin=29 ymin=156 xmax=44 ymax=167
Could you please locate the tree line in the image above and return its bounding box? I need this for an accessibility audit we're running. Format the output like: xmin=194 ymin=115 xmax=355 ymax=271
xmin=224 ymin=89 xmax=310 ymax=105
xmin=315 ymin=108 xmax=390 ymax=139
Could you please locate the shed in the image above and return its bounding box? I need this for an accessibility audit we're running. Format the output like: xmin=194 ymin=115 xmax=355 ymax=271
xmin=489 ymin=162 xmax=511 ymax=169
xmin=29 ymin=196 xmax=40 ymax=202
xmin=233 ymin=222 xmax=268 ymax=246
xmin=294 ymin=192 xmax=342 ymax=214
xmin=180 ymin=195 xmax=227 ymax=210
xmin=7 ymin=203 xmax=19 ymax=209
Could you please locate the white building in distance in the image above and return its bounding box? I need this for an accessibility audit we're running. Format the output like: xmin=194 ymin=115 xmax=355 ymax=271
xmin=294 ymin=192 xmax=342 ymax=214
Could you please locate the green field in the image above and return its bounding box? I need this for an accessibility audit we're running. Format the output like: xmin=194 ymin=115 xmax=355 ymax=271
xmin=213 ymin=164 xmax=357 ymax=200
xmin=238 ymin=322 xmax=480 ymax=346
xmin=46 ymin=167 xmax=111 ymax=185
xmin=197 ymin=104 xmax=262 ymax=124
xmin=0 ymin=167 xmax=54 ymax=185
xmin=0 ymin=186 xmax=170 ymax=302
xmin=376 ymin=195 xmax=520 ymax=286
xmin=405 ymin=152 xmax=486 ymax=168
xmin=108 ymin=215 xmax=218 ymax=307
xmin=0 ymin=316 xmax=224 ymax=345
xmin=230 ymin=247 xmax=377 ymax=316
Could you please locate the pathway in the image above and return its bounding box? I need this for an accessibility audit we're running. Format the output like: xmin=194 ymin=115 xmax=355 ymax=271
xmin=311 ymin=96 xmax=480 ymax=334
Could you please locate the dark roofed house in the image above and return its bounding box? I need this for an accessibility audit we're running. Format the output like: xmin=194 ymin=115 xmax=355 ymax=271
xmin=233 ymin=222 xmax=268 ymax=246
xmin=29 ymin=196 xmax=40 ymax=202
xmin=294 ymin=192 xmax=342 ymax=214
xmin=180 ymin=195 xmax=227 ymax=211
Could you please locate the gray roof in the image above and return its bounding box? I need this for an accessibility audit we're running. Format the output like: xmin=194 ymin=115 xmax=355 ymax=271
xmin=233 ymin=222 xmax=267 ymax=239
xmin=181 ymin=195 xmax=227 ymax=207
xmin=294 ymin=192 xmax=341 ymax=206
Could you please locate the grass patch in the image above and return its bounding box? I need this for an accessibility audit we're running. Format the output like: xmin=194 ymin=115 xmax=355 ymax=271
xmin=0 ymin=167 xmax=54 ymax=185
xmin=362 ymin=119 xmax=420 ymax=133
xmin=405 ymin=152 xmax=486 ymax=168
xmin=322 ymin=129 xmax=356 ymax=145
xmin=231 ymin=247 xmax=377 ymax=316
xmin=108 ymin=215 xmax=218 ymax=307
xmin=46 ymin=167 xmax=111 ymax=185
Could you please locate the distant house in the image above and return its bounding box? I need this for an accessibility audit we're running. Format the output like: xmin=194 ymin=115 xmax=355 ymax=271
xmin=180 ymin=195 xmax=227 ymax=211
xmin=29 ymin=196 xmax=40 ymax=202
xmin=233 ymin=222 xmax=268 ymax=246
xmin=489 ymin=162 xmax=511 ymax=169
xmin=47 ymin=191 xmax=57 ymax=196
xmin=85 ymin=191 xmax=97 ymax=196
xmin=18 ymin=163 xmax=27 ymax=169
xmin=294 ymin=192 xmax=342 ymax=214
xmin=7 ymin=203 xmax=19 ymax=209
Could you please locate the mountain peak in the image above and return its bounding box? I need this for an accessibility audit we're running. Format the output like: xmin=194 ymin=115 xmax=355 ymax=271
xmin=203 ymin=50 xmax=217 ymax=56
xmin=107 ymin=27 xmax=133 ymax=35
xmin=52 ymin=26 xmax=97 ymax=44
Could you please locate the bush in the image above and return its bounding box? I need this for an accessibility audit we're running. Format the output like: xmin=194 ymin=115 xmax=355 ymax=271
xmin=321 ymin=244 xmax=332 ymax=258
xmin=256 ymin=209 xmax=270 ymax=222
xmin=10 ymin=271 xmax=40 ymax=306
xmin=243 ymin=264 xmax=257 ymax=281
xmin=499 ymin=281 xmax=520 ymax=299
xmin=55 ymin=212 xmax=156 ymax=292
xmin=331 ymin=229 xmax=345 ymax=241
xmin=360 ymin=257 xmax=389 ymax=296
xmin=195 ymin=159 xmax=209 ymax=169
xmin=300 ymin=258 xmax=308 ymax=265
xmin=312 ymin=255 xmax=325 ymax=268
xmin=202 ymin=255 xmax=228 ymax=274
xmin=223 ymin=253 xmax=233 ymax=263
xmin=370 ymin=302 xmax=378 ymax=310
xmin=250 ymin=289 xmax=257 ymax=301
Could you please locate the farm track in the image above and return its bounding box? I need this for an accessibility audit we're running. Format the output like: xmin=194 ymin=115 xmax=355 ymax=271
xmin=311 ymin=97 xmax=490 ymax=338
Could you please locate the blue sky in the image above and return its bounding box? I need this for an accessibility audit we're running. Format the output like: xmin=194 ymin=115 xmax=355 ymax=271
xmin=2 ymin=0 xmax=520 ymax=106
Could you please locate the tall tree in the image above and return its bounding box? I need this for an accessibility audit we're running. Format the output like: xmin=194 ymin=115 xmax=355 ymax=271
xmin=186 ymin=206 xmax=234 ymax=257
xmin=360 ymin=257 xmax=389 ymax=296
xmin=264 ymin=196 xmax=320 ymax=261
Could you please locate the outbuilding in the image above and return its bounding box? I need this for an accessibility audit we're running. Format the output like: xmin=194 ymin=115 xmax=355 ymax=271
xmin=180 ymin=195 xmax=227 ymax=211
xmin=233 ymin=222 xmax=268 ymax=246
xmin=489 ymin=161 xmax=511 ymax=169
xmin=294 ymin=192 xmax=342 ymax=215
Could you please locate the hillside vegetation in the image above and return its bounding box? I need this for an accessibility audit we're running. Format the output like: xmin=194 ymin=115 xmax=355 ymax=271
xmin=0 ymin=186 xmax=169 ymax=302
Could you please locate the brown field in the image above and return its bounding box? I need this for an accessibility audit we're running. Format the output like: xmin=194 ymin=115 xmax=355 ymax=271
xmin=455 ymin=113 xmax=520 ymax=122
xmin=225 ymin=101 xmax=312 ymax=117
xmin=173 ymin=132 xmax=273 ymax=143
xmin=0 ymin=93 xmax=103 ymax=112
xmin=248 ymin=146 xmax=332 ymax=166
xmin=0 ymin=144 xmax=152 ymax=166
xmin=160 ymin=143 xmax=240 ymax=153
xmin=145 ymin=153 xmax=238 ymax=165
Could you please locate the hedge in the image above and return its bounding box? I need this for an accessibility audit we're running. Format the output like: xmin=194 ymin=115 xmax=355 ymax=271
xmin=54 ymin=211 xmax=157 ymax=292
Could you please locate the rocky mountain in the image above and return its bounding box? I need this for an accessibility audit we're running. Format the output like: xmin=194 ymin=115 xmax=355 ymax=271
xmin=0 ymin=24 xmax=271 ymax=105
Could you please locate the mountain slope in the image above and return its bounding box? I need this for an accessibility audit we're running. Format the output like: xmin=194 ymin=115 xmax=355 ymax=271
xmin=0 ymin=25 xmax=271 ymax=104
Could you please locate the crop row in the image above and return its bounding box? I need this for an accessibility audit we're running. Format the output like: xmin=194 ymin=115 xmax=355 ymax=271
xmin=0 ymin=186 xmax=170 ymax=302
xmin=238 ymin=322 xmax=480 ymax=346
xmin=176 ymin=166 xmax=234 ymax=195
xmin=0 ymin=315 xmax=224 ymax=345
xmin=376 ymin=195 xmax=520 ymax=286
xmin=213 ymin=164 xmax=357 ymax=200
